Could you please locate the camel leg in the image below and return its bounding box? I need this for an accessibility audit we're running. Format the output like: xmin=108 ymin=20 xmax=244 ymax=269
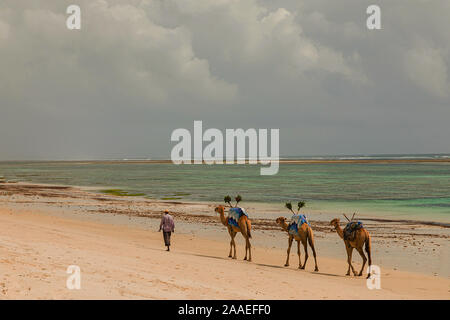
xmin=307 ymin=231 xmax=319 ymax=272
xmin=345 ymin=245 xmax=357 ymax=276
xmin=365 ymin=238 xmax=372 ymax=279
xmin=240 ymin=221 xmax=251 ymax=262
xmin=242 ymin=229 xmax=252 ymax=261
xmin=243 ymin=232 xmax=249 ymax=261
xmin=356 ymin=247 xmax=367 ymax=276
xmin=285 ymin=237 xmax=293 ymax=266
xmin=227 ymin=228 xmax=233 ymax=258
xmin=231 ymin=232 xmax=237 ymax=259
xmin=246 ymin=236 xmax=252 ymax=262
xmin=297 ymin=240 xmax=301 ymax=269
xmin=300 ymin=239 xmax=308 ymax=269
xmin=244 ymin=238 xmax=248 ymax=261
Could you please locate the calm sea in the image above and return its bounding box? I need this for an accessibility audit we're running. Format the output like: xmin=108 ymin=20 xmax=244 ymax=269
xmin=1 ymin=156 xmax=449 ymax=223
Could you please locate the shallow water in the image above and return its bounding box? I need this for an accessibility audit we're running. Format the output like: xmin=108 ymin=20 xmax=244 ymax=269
xmin=1 ymin=160 xmax=449 ymax=223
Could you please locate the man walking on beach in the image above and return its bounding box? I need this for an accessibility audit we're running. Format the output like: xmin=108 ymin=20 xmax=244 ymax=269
xmin=159 ymin=210 xmax=175 ymax=251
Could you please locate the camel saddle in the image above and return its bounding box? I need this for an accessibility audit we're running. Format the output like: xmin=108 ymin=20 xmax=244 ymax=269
xmin=344 ymin=221 xmax=364 ymax=241
xmin=288 ymin=214 xmax=309 ymax=236
xmin=227 ymin=207 xmax=248 ymax=228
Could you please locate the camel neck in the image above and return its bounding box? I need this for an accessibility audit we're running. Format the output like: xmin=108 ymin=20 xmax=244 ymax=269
xmin=219 ymin=209 xmax=228 ymax=226
xmin=334 ymin=224 xmax=344 ymax=239
xmin=277 ymin=222 xmax=289 ymax=232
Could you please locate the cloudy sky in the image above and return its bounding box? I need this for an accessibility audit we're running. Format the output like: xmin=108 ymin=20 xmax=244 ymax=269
xmin=1 ymin=0 xmax=449 ymax=160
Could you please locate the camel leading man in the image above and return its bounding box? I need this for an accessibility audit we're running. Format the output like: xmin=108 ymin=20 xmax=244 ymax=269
xmin=159 ymin=210 xmax=175 ymax=251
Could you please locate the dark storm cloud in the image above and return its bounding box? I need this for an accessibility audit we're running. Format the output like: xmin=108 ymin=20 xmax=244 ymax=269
xmin=0 ymin=0 xmax=449 ymax=160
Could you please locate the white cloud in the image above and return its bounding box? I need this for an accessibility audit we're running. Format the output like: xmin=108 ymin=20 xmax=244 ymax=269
xmin=0 ymin=0 xmax=237 ymax=107
xmin=0 ymin=19 xmax=9 ymax=41
xmin=405 ymin=45 xmax=449 ymax=98
xmin=169 ymin=0 xmax=364 ymax=82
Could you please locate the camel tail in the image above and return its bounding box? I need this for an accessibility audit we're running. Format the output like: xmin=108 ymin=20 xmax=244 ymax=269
xmin=365 ymin=233 xmax=371 ymax=252
xmin=246 ymin=218 xmax=252 ymax=238
xmin=307 ymin=227 xmax=314 ymax=246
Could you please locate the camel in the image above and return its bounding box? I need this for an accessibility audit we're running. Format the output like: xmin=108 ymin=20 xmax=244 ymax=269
xmin=215 ymin=205 xmax=252 ymax=261
xmin=275 ymin=217 xmax=319 ymax=271
xmin=330 ymin=217 xmax=372 ymax=278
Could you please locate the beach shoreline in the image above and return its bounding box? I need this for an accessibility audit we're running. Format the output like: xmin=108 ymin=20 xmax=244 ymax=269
xmin=2 ymin=160 xmax=450 ymax=226
xmin=0 ymin=181 xmax=449 ymax=299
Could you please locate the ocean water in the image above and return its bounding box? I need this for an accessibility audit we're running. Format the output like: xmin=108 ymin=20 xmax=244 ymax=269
xmin=1 ymin=159 xmax=449 ymax=223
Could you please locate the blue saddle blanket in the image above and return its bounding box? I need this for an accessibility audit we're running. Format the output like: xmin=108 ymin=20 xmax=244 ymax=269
xmin=344 ymin=221 xmax=364 ymax=240
xmin=288 ymin=214 xmax=309 ymax=235
xmin=227 ymin=207 xmax=248 ymax=228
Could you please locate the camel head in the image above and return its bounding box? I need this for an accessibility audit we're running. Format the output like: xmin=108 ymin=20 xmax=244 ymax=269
xmin=214 ymin=205 xmax=225 ymax=215
xmin=329 ymin=218 xmax=340 ymax=227
xmin=276 ymin=217 xmax=289 ymax=231
xmin=275 ymin=217 xmax=286 ymax=225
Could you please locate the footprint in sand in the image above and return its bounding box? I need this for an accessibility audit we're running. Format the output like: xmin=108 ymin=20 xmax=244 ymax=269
xmin=0 ymin=283 xmax=7 ymax=295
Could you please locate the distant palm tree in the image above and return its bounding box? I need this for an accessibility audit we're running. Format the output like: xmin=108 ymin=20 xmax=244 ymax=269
xmin=224 ymin=195 xmax=232 ymax=207
xmin=235 ymin=195 xmax=242 ymax=207
xmin=285 ymin=202 xmax=295 ymax=214
xmin=297 ymin=201 xmax=306 ymax=214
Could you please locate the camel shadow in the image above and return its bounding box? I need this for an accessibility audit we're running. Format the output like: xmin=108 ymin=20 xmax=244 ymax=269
xmin=252 ymin=262 xmax=286 ymax=270
xmin=187 ymin=253 xmax=232 ymax=261
xmin=312 ymin=272 xmax=344 ymax=278
xmin=184 ymin=252 xmax=344 ymax=277
xmin=144 ymin=245 xmax=347 ymax=278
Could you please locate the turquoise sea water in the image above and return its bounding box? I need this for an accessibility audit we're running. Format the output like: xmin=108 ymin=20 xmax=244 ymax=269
xmin=1 ymin=160 xmax=449 ymax=223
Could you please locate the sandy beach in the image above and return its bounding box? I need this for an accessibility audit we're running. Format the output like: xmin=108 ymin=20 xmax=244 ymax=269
xmin=0 ymin=182 xmax=448 ymax=299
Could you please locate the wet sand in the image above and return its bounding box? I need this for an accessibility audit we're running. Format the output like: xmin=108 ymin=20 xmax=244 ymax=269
xmin=0 ymin=182 xmax=449 ymax=299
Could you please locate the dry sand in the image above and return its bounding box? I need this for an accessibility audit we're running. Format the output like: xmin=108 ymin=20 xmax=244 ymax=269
xmin=0 ymin=183 xmax=449 ymax=299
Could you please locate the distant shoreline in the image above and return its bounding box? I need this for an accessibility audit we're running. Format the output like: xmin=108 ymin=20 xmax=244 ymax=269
xmin=1 ymin=158 xmax=450 ymax=165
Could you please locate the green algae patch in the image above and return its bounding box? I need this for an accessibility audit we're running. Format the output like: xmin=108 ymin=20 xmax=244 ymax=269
xmin=101 ymin=189 xmax=146 ymax=197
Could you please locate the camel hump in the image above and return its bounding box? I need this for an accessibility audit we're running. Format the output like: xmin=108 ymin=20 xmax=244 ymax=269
xmin=288 ymin=214 xmax=309 ymax=235
xmin=227 ymin=207 xmax=249 ymax=229
xmin=344 ymin=221 xmax=364 ymax=241
xmin=229 ymin=207 xmax=248 ymax=217
xmin=290 ymin=214 xmax=309 ymax=226
xmin=228 ymin=207 xmax=248 ymax=221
